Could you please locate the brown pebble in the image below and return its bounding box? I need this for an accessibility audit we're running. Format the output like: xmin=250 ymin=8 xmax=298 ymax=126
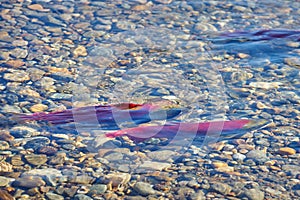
xmin=5 ymin=60 xmax=25 ymax=68
xmin=0 ymin=130 xmax=14 ymax=142
xmin=28 ymin=4 xmax=44 ymax=10
xmin=29 ymin=104 xmax=48 ymax=112
xmin=0 ymin=161 xmax=13 ymax=172
xmin=25 ymin=154 xmax=48 ymax=166
xmin=0 ymin=189 xmax=14 ymax=200
xmin=73 ymin=46 xmax=87 ymax=57
xmin=13 ymin=176 xmax=45 ymax=188
xmin=278 ymin=147 xmax=296 ymax=155
xmin=37 ymin=146 xmax=58 ymax=156
xmin=212 ymin=161 xmax=228 ymax=168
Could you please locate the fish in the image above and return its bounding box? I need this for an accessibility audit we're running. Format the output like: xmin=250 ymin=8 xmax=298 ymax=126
xmin=219 ymin=29 xmax=300 ymax=41
xmin=105 ymin=119 xmax=270 ymax=142
xmin=12 ymin=99 xmax=182 ymax=128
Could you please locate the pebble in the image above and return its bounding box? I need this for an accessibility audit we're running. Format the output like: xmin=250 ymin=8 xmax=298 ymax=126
xmin=5 ymin=60 xmax=25 ymax=68
xmin=0 ymin=189 xmax=14 ymax=200
xmin=284 ymin=57 xmax=300 ymax=68
xmin=0 ymin=161 xmax=13 ymax=172
xmin=278 ymin=147 xmax=296 ymax=155
xmin=246 ymin=150 xmax=268 ymax=163
xmin=46 ymin=192 xmax=64 ymax=200
xmin=0 ymin=176 xmax=10 ymax=186
xmin=133 ymin=182 xmax=156 ymax=196
xmin=0 ymin=141 xmax=9 ymax=150
xmin=233 ymin=153 xmax=246 ymax=162
xmin=3 ymin=71 xmax=30 ymax=82
xmin=211 ymin=182 xmax=232 ymax=195
xmin=243 ymin=188 xmax=264 ymax=200
xmin=73 ymin=46 xmax=87 ymax=57
xmin=13 ymin=176 xmax=45 ymax=188
xmin=116 ymin=20 xmax=136 ymax=30
xmin=88 ymin=184 xmax=107 ymax=195
xmin=29 ymin=103 xmax=48 ymax=112
xmin=74 ymin=194 xmax=93 ymax=200
xmin=249 ymin=82 xmax=283 ymax=89
xmin=24 ymin=154 xmax=48 ymax=166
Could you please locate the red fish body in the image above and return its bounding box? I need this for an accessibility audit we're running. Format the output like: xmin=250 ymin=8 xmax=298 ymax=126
xmin=13 ymin=100 xmax=182 ymax=128
xmin=106 ymin=119 xmax=269 ymax=142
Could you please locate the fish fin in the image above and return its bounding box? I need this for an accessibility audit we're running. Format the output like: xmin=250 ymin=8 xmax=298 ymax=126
xmin=9 ymin=112 xmax=35 ymax=123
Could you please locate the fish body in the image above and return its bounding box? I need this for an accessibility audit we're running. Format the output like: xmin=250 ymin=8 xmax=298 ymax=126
xmin=105 ymin=119 xmax=269 ymax=142
xmin=12 ymin=100 xmax=182 ymax=127
xmin=220 ymin=29 xmax=300 ymax=41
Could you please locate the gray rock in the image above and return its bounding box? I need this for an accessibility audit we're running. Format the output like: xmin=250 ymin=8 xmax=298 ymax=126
xmin=211 ymin=182 xmax=232 ymax=195
xmin=88 ymin=184 xmax=107 ymax=195
xmin=46 ymin=192 xmax=64 ymax=200
xmin=246 ymin=150 xmax=268 ymax=162
xmin=189 ymin=190 xmax=205 ymax=200
xmin=133 ymin=182 xmax=156 ymax=196
xmin=0 ymin=176 xmax=10 ymax=187
xmin=116 ymin=20 xmax=136 ymax=30
xmin=74 ymin=194 xmax=93 ymax=200
xmin=233 ymin=153 xmax=246 ymax=162
xmin=243 ymin=188 xmax=264 ymax=200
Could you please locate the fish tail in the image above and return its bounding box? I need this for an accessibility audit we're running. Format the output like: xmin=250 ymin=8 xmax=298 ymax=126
xmin=10 ymin=112 xmax=44 ymax=123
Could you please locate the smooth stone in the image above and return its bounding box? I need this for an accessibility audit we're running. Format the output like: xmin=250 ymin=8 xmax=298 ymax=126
xmin=69 ymin=175 xmax=94 ymax=184
xmin=139 ymin=161 xmax=171 ymax=171
xmin=233 ymin=153 xmax=246 ymax=162
xmin=0 ymin=176 xmax=10 ymax=186
xmin=115 ymin=20 xmax=136 ymax=30
xmin=50 ymin=93 xmax=73 ymax=100
xmin=23 ymin=168 xmax=62 ymax=178
xmin=13 ymin=176 xmax=45 ymax=188
xmin=278 ymin=147 xmax=296 ymax=155
xmin=88 ymin=184 xmax=107 ymax=195
xmin=0 ymin=189 xmax=14 ymax=200
xmin=146 ymin=150 xmax=178 ymax=162
xmin=243 ymin=188 xmax=264 ymax=200
xmin=246 ymin=150 xmax=268 ymax=162
xmin=74 ymin=194 xmax=93 ymax=200
xmin=0 ymin=162 xmax=13 ymax=172
xmin=5 ymin=60 xmax=25 ymax=68
xmin=3 ymin=71 xmax=30 ymax=82
xmin=0 ymin=141 xmax=9 ymax=150
xmin=133 ymin=182 xmax=156 ymax=196
xmin=211 ymin=182 xmax=232 ymax=195
xmin=10 ymin=126 xmax=38 ymax=138
xmin=46 ymin=192 xmax=64 ymax=200
xmin=29 ymin=103 xmax=48 ymax=112
xmin=24 ymin=154 xmax=48 ymax=165
xmin=10 ymin=48 xmax=28 ymax=59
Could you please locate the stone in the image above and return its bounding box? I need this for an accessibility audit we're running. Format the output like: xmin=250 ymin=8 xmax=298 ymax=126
xmin=88 ymin=184 xmax=107 ymax=195
xmin=24 ymin=154 xmax=48 ymax=166
xmin=139 ymin=161 xmax=171 ymax=171
xmin=5 ymin=60 xmax=25 ymax=68
xmin=278 ymin=147 xmax=296 ymax=155
xmin=246 ymin=150 xmax=268 ymax=162
xmin=0 ymin=190 xmax=14 ymax=200
xmin=13 ymin=176 xmax=45 ymax=188
xmin=74 ymin=194 xmax=93 ymax=200
xmin=3 ymin=71 xmax=30 ymax=82
xmin=28 ymin=4 xmax=45 ymax=11
xmin=69 ymin=175 xmax=94 ymax=184
xmin=29 ymin=103 xmax=48 ymax=112
xmin=147 ymin=150 xmax=178 ymax=161
xmin=73 ymin=46 xmax=87 ymax=57
xmin=284 ymin=57 xmax=300 ymax=68
xmin=46 ymin=192 xmax=64 ymax=200
xmin=0 ymin=176 xmax=10 ymax=186
xmin=211 ymin=182 xmax=232 ymax=195
xmin=243 ymin=188 xmax=264 ymax=200
xmin=133 ymin=182 xmax=156 ymax=196
xmin=0 ymin=141 xmax=9 ymax=150
xmin=0 ymin=161 xmax=12 ymax=172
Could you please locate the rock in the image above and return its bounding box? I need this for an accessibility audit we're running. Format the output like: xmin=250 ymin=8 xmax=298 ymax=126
xmin=0 ymin=176 xmax=10 ymax=186
xmin=139 ymin=161 xmax=171 ymax=171
xmin=0 ymin=189 xmax=14 ymax=200
xmin=0 ymin=161 xmax=13 ymax=172
xmin=189 ymin=190 xmax=205 ymax=200
xmin=211 ymin=182 xmax=232 ymax=195
xmin=233 ymin=153 xmax=246 ymax=162
xmin=37 ymin=146 xmax=58 ymax=156
xmin=133 ymin=182 xmax=156 ymax=196
xmin=13 ymin=176 xmax=45 ymax=188
xmin=0 ymin=130 xmax=14 ymax=142
xmin=147 ymin=150 xmax=178 ymax=161
xmin=5 ymin=60 xmax=25 ymax=68
xmin=154 ymin=0 xmax=173 ymax=4
xmin=29 ymin=103 xmax=48 ymax=112
xmin=12 ymin=40 xmax=28 ymax=47
xmin=100 ymin=173 xmax=131 ymax=190
xmin=24 ymin=154 xmax=48 ymax=166
xmin=28 ymin=4 xmax=44 ymax=10
xmin=0 ymin=141 xmax=9 ymax=150
xmin=284 ymin=57 xmax=300 ymax=68
xmin=212 ymin=161 xmax=228 ymax=168
xmin=69 ymin=175 xmax=94 ymax=184
xmin=88 ymin=184 xmax=107 ymax=195
xmin=246 ymin=150 xmax=268 ymax=163
xmin=23 ymin=168 xmax=62 ymax=178
xmin=10 ymin=48 xmax=28 ymax=59
xmin=46 ymin=192 xmax=64 ymax=200
xmin=10 ymin=126 xmax=38 ymax=138
xmin=243 ymin=188 xmax=264 ymax=200
xmin=73 ymin=46 xmax=87 ymax=57
xmin=116 ymin=20 xmax=136 ymax=30
xmin=278 ymin=147 xmax=296 ymax=155
xmin=50 ymin=93 xmax=73 ymax=100
xmin=3 ymin=71 xmax=30 ymax=82
xmin=74 ymin=194 xmax=93 ymax=200
xmin=249 ymin=82 xmax=283 ymax=89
